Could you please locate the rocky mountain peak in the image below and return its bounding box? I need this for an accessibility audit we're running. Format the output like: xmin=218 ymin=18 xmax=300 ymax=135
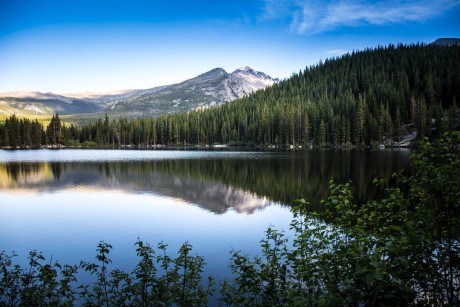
xmin=234 ymin=66 xmax=255 ymax=73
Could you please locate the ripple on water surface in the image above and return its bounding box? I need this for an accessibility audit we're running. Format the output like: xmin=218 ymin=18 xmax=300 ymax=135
xmin=0 ymin=149 xmax=280 ymax=163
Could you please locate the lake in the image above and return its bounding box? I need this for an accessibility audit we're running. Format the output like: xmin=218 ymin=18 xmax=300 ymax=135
xmin=0 ymin=149 xmax=411 ymax=282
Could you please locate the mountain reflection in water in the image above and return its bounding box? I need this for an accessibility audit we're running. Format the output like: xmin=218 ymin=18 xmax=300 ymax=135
xmin=0 ymin=149 xmax=411 ymax=213
xmin=0 ymin=162 xmax=271 ymax=214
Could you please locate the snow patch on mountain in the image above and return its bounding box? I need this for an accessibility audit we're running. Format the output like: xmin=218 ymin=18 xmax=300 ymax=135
xmin=230 ymin=66 xmax=278 ymax=94
xmin=24 ymin=104 xmax=46 ymax=114
xmin=225 ymin=66 xmax=278 ymax=98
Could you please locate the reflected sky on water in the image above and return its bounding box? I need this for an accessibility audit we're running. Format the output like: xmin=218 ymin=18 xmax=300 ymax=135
xmin=0 ymin=149 xmax=411 ymax=280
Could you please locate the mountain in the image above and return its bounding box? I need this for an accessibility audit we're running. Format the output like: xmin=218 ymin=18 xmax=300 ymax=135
xmin=0 ymin=66 xmax=278 ymax=119
xmin=0 ymin=91 xmax=103 ymax=118
xmin=66 ymin=43 xmax=458 ymax=148
xmin=100 ymin=66 xmax=278 ymax=116
xmin=430 ymin=38 xmax=460 ymax=46
xmin=2 ymin=44 xmax=459 ymax=148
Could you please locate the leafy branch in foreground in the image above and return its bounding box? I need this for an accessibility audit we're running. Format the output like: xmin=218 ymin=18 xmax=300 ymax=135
xmin=0 ymin=241 xmax=213 ymax=306
xmin=219 ymin=132 xmax=459 ymax=306
xmin=1 ymin=133 xmax=459 ymax=306
xmin=0 ymin=250 xmax=77 ymax=306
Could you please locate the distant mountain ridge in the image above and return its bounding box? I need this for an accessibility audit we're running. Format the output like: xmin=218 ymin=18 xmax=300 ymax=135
xmin=0 ymin=66 xmax=278 ymax=118
xmin=0 ymin=91 xmax=103 ymax=117
xmin=430 ymin=38 xmax=460 ymax=46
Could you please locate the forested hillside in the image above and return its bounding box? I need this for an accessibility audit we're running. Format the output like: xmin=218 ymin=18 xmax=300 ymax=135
xmin=1 ymin=43 xmax=459 ymax=148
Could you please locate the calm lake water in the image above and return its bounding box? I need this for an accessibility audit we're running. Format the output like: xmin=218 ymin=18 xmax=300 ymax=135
xmin=0 ymin=149 xmax=411 ymax=282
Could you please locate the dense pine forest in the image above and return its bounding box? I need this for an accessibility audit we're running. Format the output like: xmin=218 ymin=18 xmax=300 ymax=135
xmin=1 ymin=43 xmax=459 ymax=148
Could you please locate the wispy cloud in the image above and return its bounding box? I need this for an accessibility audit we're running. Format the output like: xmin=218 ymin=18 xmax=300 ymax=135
xmin=261 ymin=0 xmax=460 ymax=34
xmin=326 ymin=49 xmax=349 ymax=56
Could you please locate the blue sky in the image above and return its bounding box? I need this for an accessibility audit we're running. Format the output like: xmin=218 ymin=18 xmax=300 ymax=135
xmin=1 ymin=0 xmax=459 ymax=94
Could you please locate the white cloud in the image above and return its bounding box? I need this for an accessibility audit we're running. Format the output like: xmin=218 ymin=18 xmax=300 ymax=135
xmin=326 ymin=49 xmax=349 ymax=55
xmin=261 ymin=0 xmax=295 ymax=20
xmin=262 ymin=0 xmax=460 ymax=34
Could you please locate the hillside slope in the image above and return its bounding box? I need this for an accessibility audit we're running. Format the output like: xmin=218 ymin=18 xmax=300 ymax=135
xmin=430 ymin=38 xmax=460 ymax=46
xmin=0 ymin=92 xmax=102 ymax=118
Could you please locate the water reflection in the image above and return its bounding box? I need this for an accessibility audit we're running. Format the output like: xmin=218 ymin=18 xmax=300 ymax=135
xmin=0 ymin=150 xmax=411 ymax=213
